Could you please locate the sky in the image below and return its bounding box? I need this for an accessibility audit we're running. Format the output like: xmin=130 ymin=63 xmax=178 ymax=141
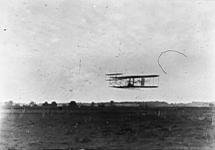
xmin=0 ymin=0 xmax=215 ymax=103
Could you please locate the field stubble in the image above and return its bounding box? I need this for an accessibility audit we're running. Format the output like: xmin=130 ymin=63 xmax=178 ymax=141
xmin=0 ymin=107 xmax=214 ymax=150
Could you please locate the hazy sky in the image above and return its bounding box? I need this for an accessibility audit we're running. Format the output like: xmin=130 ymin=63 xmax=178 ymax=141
xmin=0 ymin=0 xmax=215 ymax=103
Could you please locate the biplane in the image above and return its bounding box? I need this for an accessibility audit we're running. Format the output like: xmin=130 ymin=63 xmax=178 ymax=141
xmin=106 ymin=73 xmax=159 ymax=88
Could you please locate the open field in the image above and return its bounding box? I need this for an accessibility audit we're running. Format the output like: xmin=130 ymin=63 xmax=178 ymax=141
xmin=0 ymin=106 xmax=215 ymax=150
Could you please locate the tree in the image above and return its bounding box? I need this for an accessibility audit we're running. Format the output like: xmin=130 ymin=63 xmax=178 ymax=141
xmin=51 ymin=101 xmax=57 ymax=107
xmin=29 ymin=101 xmax=37 ymax=107
xmin=91 ymin=102 xmax=95 ymax=107
xmin=69 ymin=101 xmax=78 ymax=109
xmin=13 ymin=103 xmax=21 ymax=109
xmin=42 ymin=101 xmax=49 ymax=107
xmin=4 ymin=101 xmax=13 ymax=109
xmin=209 ymin=103 xmax=214 ymax=108
xmin=98 ymin=103 xmax=105 ymax=108
xmin=110 ymin=100 xmax=115 ymax=106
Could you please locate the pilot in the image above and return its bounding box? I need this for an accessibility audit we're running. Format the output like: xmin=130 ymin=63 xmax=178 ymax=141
xmin=141 ymin=78 xmax=145 ymax=86
xmin=128 ymin=79 xmax=134 ymax=87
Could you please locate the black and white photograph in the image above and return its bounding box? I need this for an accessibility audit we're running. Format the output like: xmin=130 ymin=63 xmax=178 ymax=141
xmin=0 ymin=0 xmax=215 ymax=149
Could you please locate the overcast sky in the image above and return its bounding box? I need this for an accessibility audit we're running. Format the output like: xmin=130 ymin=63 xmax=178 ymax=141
xmin=0 ymin=0 xmax=215 ymax=103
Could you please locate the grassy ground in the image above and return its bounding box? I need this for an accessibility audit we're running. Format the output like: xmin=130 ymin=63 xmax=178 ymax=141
xmin=0 ymin=107 xmax=214 ymax=150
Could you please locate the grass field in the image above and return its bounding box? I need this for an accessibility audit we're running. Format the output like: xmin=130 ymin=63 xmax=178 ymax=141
xmin=0 ymin=107 xmax=214 ymax=150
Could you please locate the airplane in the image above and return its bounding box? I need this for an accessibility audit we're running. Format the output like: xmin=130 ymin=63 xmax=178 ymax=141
xmin=106 ymin=73 xmax=159 ymax=88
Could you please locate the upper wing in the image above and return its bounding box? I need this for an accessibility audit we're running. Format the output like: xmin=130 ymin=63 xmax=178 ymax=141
xmin=110 ymin=75 xmax=159 ymax=79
